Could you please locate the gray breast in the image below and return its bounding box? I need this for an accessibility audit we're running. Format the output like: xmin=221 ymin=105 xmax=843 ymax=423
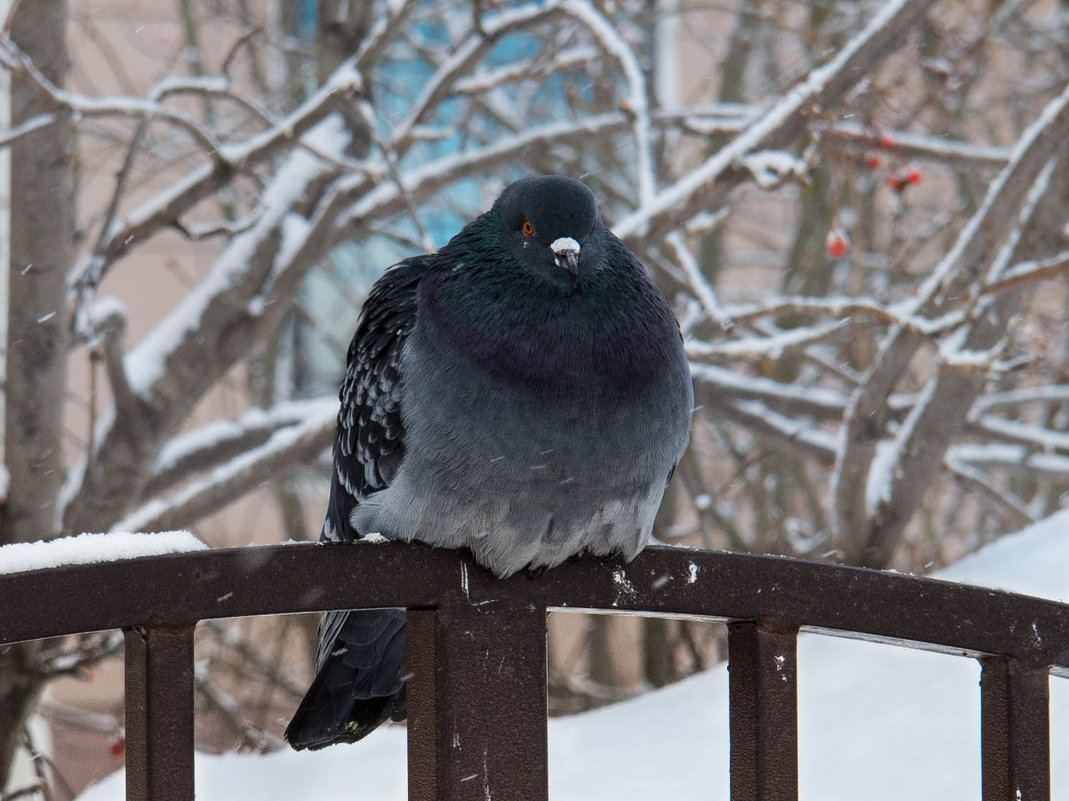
xmin=348 ymin=309 xmax=692 ymax=577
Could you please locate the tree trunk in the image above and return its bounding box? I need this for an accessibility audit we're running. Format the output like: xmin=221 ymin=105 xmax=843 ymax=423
xmin=0 ymin=0 xmax=71 ymax=785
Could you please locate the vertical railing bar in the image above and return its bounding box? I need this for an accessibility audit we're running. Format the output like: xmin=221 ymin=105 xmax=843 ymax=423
xmin=728 ymin=621 xmax=799 ymax=801
xmin=124 ymin=624 xmax=196 ymax=801
xmin=406 ymin=608 xmax=438 ymax=801
xmin=980 ymin=656 xmax=1050 ymax=801
xmin=406 ymin=597 xmax=548 ymax=801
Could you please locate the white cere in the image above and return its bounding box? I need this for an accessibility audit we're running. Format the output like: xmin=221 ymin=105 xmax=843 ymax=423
xmin=550 ymin=237 xmax=580 ymax=254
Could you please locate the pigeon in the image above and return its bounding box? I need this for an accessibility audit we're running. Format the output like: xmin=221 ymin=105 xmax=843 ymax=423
xmin=285 ymin=175 xmax=693 ymax=750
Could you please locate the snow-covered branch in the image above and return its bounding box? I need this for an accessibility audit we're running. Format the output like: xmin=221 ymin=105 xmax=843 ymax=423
xmin=666 ymin=230 xmax=726 ymax=323
xmin=557 ymin=0 xmax=655 ymax=205
xmin=0 ymin=36 xmax=224 ymax=160
xmin=974 ymin=385 xmax=1069 ymax=411
xmin=944 ymin=460 xmax=1035 ymax=528
xmin=718 ymin=296 xmax=964 ymax=337
xmin=969 ymin=415 xmax=1069 ymax=455
xmin=687 ymin=320 xmax=859 ymax=361
xmin=389 ymin=3 xmax=563 ymax=156
xmin=453 ymin=46 xmax=598 ymax=96
xmin=981 ymin=249 xmax=1069 ymax=297
xmin=62 ymin=113 xmax=356 ymax=533
xmin=144 ymin=398 xmax=338 ymax=500
xmin=65 ymin=56 xmax=365 ymax=308
xmin=948 ymin=444 xmax=1069 ymax=481
xmin=113 ymin=402 xmax=336 ymax=534
xmin=717 ymin=400 xmax=838 ymax=464
xmin=691 ymin=363 xmax=848 ymax=421
xmin=816 ymin=120 xmax=1011 ymax=168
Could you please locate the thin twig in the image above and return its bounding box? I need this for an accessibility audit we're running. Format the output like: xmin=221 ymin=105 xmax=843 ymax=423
xmin=221 ymin=26 xmax=264 ymax=77
xmin=375 ymin=133 xmax=434 ymax=252
xmin=945 ymin=460 xmax=1035 ymax=528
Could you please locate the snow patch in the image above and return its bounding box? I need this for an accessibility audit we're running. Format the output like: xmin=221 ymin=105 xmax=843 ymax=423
xmin=611 ymin=567 xmax=637 ymax=606
xmin=739 ymin=150 xmax=809 ymax=189
xmin=0 ymin=531 xmax=205 ymax=575
xmin=88 ymin=296 xmax=127 ymax=325
xmin=686 ymin=561 xmax=699 ymax=584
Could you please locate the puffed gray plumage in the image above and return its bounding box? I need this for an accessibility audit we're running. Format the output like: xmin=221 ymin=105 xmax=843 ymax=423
xmin=285 ymin=175 xmax=693 ymax=750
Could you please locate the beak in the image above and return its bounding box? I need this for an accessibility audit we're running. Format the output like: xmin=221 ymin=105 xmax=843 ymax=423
xmin=556 ymin=249 xmax=579 ymax=279
xmin=551 ymin=237 xmax=581 ymax=286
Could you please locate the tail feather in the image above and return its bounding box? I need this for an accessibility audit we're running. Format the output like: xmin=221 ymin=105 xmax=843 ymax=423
xmin=285 ymin=608 xmax=407 ymax=750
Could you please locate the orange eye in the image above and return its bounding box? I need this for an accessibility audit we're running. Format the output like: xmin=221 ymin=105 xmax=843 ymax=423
xmin=522 ymin=219 xmax=535 ymax=236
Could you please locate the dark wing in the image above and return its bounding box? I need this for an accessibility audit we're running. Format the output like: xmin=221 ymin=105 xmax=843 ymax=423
xmin=302 ymin=255 xmax=429 ymax=728
xmin=285 ymin=606 xmax=407 ymax=749
xmin=321 ymin=255 xmax=430 ymax=546
xmin=289 ymin=256 xmax=427 ymax=750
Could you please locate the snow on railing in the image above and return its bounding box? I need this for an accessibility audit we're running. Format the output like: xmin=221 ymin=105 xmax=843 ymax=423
xmin=0 ymin=530 xmax=204 ymax=575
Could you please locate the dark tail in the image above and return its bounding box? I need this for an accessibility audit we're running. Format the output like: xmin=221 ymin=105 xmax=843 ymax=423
xmin=284 ymin=608 xmax=407 ymax=750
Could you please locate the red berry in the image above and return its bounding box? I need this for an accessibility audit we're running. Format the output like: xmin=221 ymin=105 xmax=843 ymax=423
xmin=109 ymin=733 xmax=125 ymax=758
xmin=865 ymin=154 xmax=882 ymax=169
xmin=878 ymin=132 xmax=896 ymax=149
xmin=885 ymin=168 xmax=921 ymax=193
xmin=826 ymin=229 xmax=849 ymax=257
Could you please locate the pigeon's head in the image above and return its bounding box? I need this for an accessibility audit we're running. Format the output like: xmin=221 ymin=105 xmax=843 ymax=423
xmin=491 ymin=175 xmax=600 ymax=292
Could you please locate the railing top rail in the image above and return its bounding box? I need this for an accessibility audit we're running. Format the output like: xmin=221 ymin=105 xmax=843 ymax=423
xmin=2 ymin=542 xmax=1068 ymax=671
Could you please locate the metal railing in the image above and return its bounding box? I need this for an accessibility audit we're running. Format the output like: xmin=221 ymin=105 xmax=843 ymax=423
xmin=1 ymin=542 xmax=1066 ymax=801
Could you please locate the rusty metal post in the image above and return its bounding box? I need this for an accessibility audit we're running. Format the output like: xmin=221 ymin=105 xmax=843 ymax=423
xmin=124 ymin=624 xmax=196 ymax=801
xmin=406 ymin=598 xmax=548 ymax=801
xmin=728 ymin=621 xmax=799 ymax=801
xmin=980 ymin=657 xmax=1050 ymax=801
xmin=406 ymin=608 xmax=438 ymax=801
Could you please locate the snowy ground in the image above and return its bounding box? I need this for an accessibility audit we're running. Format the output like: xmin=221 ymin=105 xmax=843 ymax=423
xmin=76 ymin=512 xmax=1069 ymax=801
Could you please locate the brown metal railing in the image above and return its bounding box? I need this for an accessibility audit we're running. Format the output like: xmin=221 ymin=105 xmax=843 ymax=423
xmin=1 ymin=542 xmax=1066 ymax=800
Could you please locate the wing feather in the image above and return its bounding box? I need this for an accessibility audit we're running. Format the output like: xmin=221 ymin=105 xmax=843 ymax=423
xmin=323 ymin=255 xmax=429 ymax=544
